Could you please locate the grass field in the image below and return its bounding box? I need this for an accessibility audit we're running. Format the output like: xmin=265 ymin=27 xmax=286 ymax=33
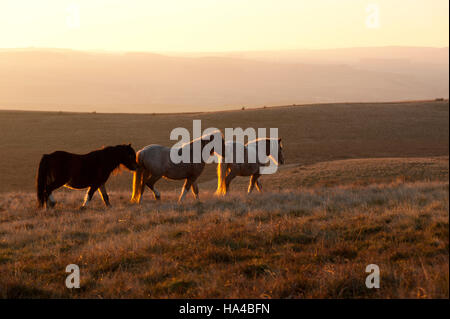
xmin=0 ymin=100 xmax=448 ymax=298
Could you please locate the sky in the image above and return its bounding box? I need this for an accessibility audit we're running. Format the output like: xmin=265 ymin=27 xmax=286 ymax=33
xmin=0 ymin=0 xmax=448 ymax=52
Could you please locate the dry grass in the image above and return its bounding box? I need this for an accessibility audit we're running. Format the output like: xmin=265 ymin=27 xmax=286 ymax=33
xmin=0 ymin=101 xmax=448 ymax=298
xmin=0 ymin=158 xmax=448 ymax=299
xmin=201 ymin=156 xmax=449 ymax=192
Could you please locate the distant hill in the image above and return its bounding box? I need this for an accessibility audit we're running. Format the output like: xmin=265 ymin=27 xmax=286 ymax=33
xmin=0 ymin=100 xmax=447 ymax=192
xmin=0 ymin=47 xmax=448 ymax=113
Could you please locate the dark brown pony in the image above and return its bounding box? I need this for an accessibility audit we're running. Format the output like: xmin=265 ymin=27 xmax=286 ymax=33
xmin=37 ymin=144 xmax=137 ymax=209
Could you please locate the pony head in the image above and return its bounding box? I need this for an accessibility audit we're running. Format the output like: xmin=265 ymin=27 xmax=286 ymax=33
xmin=117 ymin=144 xmax=138 ymax=171
xmin=202 ymin=130 xmax=225 ymax=156
xmin=264 ymin=138 xmax=284 ymax=165
xmin=277 ymin=138 xmax=284 ymax=164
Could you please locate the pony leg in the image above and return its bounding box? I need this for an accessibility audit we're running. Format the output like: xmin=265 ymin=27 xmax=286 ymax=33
xmin=47 ymin=193 xmax=56 ymax=208
xmin=191 ymin=182 xmax=199 ymax=200
xmin=98 ymin=184 xmax=111 ymax=207
xmin=45 ymin=181 xmax=64 ymax=209
xmin=178 ymin=179 xmax=193 ymax=203
xmin=81 ymin=187 xmax=97 ymax=208
xmin=247 ymin=175 xmax=257 ymax=194
xmin=215 ymin=160 xmax=228 ymax=196
xmin=255 ymin=180 xmax=263 ymax=192
xmin=248 ymin=174 xmax=261 ymax=194
xmin=131 ymin=166 xmax=144 ymax=203
xmin=145 ymin=175 xmax=162 ymax=200
xmin=137 ymin=170 xmax=150 ymax=204
xmin=224 ymin=170 xmax=237 ymax=194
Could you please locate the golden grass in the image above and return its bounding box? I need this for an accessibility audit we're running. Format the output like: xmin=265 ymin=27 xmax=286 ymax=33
xmin=201 ymin=156 xmax=449 ymax=192
xmin=0 ymin=158 xmax=448 ymax=298
xmin=0 ymin=101 xmax=448 ymax=298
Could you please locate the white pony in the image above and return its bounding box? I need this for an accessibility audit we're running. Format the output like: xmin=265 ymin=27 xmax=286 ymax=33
xmin=131 ymin=131 xmax=223 ymax=203
xmin=216 ymin=137 xmax=284 ymax=195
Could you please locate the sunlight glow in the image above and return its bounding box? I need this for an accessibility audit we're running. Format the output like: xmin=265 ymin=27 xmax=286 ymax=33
xmin=0 ymin=0 xmax=448 ymax=52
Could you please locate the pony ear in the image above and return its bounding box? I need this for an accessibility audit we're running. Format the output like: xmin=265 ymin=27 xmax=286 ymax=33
xmin=278 ymin=138 xmax=283 ymax=148
xmin=208 ymin=134 xmax=218 ymax=155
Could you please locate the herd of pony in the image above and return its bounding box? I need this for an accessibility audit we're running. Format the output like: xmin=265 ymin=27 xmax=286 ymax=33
xmin=36 ymin=131 xmax=284 ymax=209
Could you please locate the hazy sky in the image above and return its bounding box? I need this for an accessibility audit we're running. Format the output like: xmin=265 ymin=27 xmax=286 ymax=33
xmin=1 ymin=0 xmax=448 ymax=52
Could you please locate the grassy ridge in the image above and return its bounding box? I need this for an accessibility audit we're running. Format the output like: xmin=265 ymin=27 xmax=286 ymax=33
xmin=0 ymin=100 xmax=448 ymax=193
xmin=0 ymin=158 xmax=448 ymax=298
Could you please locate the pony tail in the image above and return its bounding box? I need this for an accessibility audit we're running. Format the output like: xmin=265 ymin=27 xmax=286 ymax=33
xmin=36 ymin=154 xmax=49 ymax=208
xmin=131 ymin=164 xmax=144 ymax=203
xmin=215 ymin=156 xmax=227 ymax=196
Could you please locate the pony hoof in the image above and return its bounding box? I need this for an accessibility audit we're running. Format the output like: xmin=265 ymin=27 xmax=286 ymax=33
xmin=79 ymin=206 xmax=87 ymax=211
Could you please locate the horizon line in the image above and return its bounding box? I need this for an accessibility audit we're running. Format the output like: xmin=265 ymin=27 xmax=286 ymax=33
xmin=1 ymin=99 xmax=448 ymax=116
xmin=0 ymin=45 xmax=449 ymax=55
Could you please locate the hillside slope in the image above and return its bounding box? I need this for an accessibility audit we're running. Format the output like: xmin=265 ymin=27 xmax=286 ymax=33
xmin=0 ymin=100 xmax=448 ymax=193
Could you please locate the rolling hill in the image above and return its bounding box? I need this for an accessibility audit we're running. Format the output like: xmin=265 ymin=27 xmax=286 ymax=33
xmin=0 ymin=100 xmax=448 ymax=193
xmin=0 ymin=47 xmax=448 ymax=113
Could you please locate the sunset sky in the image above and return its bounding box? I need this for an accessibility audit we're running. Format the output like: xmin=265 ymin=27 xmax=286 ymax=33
xmin=0 ymin=0 xmax=448 ymax=52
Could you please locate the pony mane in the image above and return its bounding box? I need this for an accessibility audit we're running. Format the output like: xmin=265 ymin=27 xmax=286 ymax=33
xmin=100 ymin=144 xmax=130 ymax=150
xmin=98 ymin=145 xmax=119 ymax=153
xmin=97 ymin=144 xmax=132 ymax=174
